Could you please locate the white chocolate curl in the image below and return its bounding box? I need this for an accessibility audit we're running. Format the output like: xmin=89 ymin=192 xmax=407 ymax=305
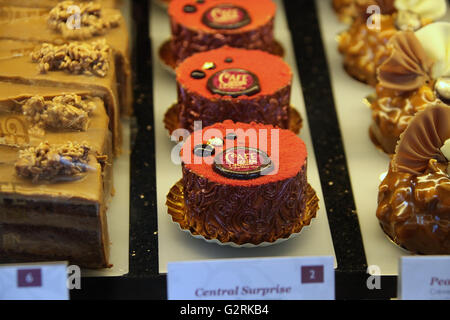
xmin=442 ymin=139 xmax=450 ymax=161
xmin=394 ymin=0 xmax=447 ymax=21
xmin=415 ymin=22 xmax=450 ymax=79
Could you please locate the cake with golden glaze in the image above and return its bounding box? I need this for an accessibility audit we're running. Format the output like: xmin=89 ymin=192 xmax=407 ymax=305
xmin=377 ymin=103 xmax=450 ymax=254
xmin=0 ymin=83 xmax=113 ymax=268
xmin=369 ymin=23 xmax=450 ymax=154
xmin=167 ymin=120 xmax=318 ymax=245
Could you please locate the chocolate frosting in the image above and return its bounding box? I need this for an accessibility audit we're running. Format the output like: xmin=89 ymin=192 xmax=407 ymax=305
xmin=377 ymin=31 xmax=434 ymax=92
xmin=393 ymin=102 xmax=450 ymax=174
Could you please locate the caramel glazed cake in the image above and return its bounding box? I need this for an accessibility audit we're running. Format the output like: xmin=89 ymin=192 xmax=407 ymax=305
xmin=167 ymin=120 xmax=319 ymax=245
xmin=0 ymin=0 xmax=133 ymax=116
xmin=377 ymin=103 xmax=450 ymax=254
xmin=0 ymin=0 xmax=130 ymax=269
xmin=167 ymin=0 xmax=281 ymax=67
xmin=167 ymin=46 xmax=301 ymax=135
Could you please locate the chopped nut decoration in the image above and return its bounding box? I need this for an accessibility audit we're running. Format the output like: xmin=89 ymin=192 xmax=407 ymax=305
xmin=48 ymin=1 xmax=121 ymax=40
xmin=15 ymin=141 xmax=91 ymax=183
xmin=31 ymin=40 xmax=111 ymax=77
xmin=22 ymin=94 xmax=95 ymax=132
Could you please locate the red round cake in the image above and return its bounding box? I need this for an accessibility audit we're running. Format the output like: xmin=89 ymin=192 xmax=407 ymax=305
xmin=174 ymin=46 xmax=293 ymax=132
xmin=168 ymin=0 xmax=277 ymax=65
xmin=167 ymin=120 xmax=318 ymax=245
xmin=377 ymin=103 xmax=450 ymax=254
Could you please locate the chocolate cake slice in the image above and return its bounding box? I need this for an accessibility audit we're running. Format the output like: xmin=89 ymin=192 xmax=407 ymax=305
xmin=0 ymin=88 xmax=113 ymax=268
xmin=0 ymin=1 xmax=132 ymax=116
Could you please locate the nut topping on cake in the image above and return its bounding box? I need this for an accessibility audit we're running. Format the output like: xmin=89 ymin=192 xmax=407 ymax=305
xmin=22 ymin=95 xmax=95 ymax=132
xmin=48 ymin=1 xmax=121 ymax=40
xmin=31 ymin=40 xmax=111 ymax=77
xmin=15 ymin=141 xmax=91 ymax=183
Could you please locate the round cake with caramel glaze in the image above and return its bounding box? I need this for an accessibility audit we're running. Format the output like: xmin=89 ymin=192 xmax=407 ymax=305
xmin=173 ymin=46 xmax=294 ymax=133
xmin=369 ymin=23 xmax=450 ymax=154
xmin=376 ymin=103 xmax=450 ymax=254
xmin=168 ymin=0 xmax=278 ymax=66
xmin=167 ymin=120 xmax=318 ymax=246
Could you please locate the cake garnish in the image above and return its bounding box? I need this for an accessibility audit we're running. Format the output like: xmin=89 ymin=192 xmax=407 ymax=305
xmin=224 ymin=57 xmax=233 ymax=63
xmin=193 ymin=144 xmax=215 ymax=157
xmin=202 ymin=62 xmax=216 ymax=70
xmin=393 ymin=102 xmax=450 ymax=175
xmin=48 ymin=1 xmax=121 ymax=40
xmin=415 ymin=22 xmax=450 ymax=80
xmin=190 ymin=70 xmax=206 ymax=79
xmin=31 ymin=40 xmax=111 ymax=77
xmin=196 ymin=0 xmax=205 ymax=4
xmin=22 ymin=95 xmax=95 ymax=132
xmin=15 ymin=141 xmax=91 ymax=183
xmin=202 ymin=4 xmax=251 ymax=30
xmin=213 ymin=147 xmax=273 ymax=180
xmin=394 ymin=0 xmax=447 ymax=21
xmin=441 ymin=139 xmax=450 ymax=162
xmin=183 ymin=4 xmax=197 ymax=13
xmin=207 ymin=137 xmax=223 ymax=147
xmin=377 ymin=30 xmax=433 ymax=92
xmin=207 ymin=68 xmax=260 ymax=97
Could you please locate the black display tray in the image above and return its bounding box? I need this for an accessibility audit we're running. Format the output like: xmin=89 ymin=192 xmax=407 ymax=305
xmin=70 ymin=0 xmax=398 ymax=300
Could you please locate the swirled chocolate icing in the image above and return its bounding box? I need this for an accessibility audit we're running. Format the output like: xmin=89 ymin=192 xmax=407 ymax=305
xmin=377 ymin=31 xmax=434 ymax=92
xmin=393 ymin=102 xmax=450 ymax=174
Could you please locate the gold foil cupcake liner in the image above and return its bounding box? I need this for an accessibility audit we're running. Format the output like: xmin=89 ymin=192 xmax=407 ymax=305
xmin=163 ymin=103 xmax=303 ymax=139
xmin=158 ymin=38 xmax=285 ymax=74
xmin=166 ymin=179 xmax=319 ymax=248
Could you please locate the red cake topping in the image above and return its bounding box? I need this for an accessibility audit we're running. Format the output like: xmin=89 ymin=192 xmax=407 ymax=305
xmin=176 ymin=46 xmax=292 ymax=99
xmin=169 ymin=0 xmax=276 ymax=33
xmin=181 ymin=120 xmax=307 ymax=186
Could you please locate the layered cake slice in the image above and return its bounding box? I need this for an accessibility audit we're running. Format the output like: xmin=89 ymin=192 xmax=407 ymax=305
xmin=0 ymin=87 xmax=113 ymax=268
xmin=0 ymin=1 xmax=132 ymax=116
xmin=369 ymin=23 xmax=450 ymax=154
xmin=338 ymin=0 xmax=446 ymax=86
xmin=167 ymin=120 xmax=319 ymax=246
xmin=0 ymin=39 xmax=122 ymax=155
xmin=166 ymin=0 xmax=280 ymax=67
xmin=0 ymin=0 xmax=119 ymax=10
xmin=168 ymin=46 xmax=298 ymax=134
xmin=376 ymin=103 xmax=450 ymax=254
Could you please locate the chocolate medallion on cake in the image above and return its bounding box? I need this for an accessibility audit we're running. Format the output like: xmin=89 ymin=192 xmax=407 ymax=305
xmin=376 ymin=103 xmax=450 ymax=254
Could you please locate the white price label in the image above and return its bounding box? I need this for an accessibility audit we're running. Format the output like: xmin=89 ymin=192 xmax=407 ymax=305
xmin=167 ymin=256 xmax=335 ymax=300
xmin=399 ymin=256 xmax=450 ymax=300
xmin=0 ymin=262 xmax=69 ymax=300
